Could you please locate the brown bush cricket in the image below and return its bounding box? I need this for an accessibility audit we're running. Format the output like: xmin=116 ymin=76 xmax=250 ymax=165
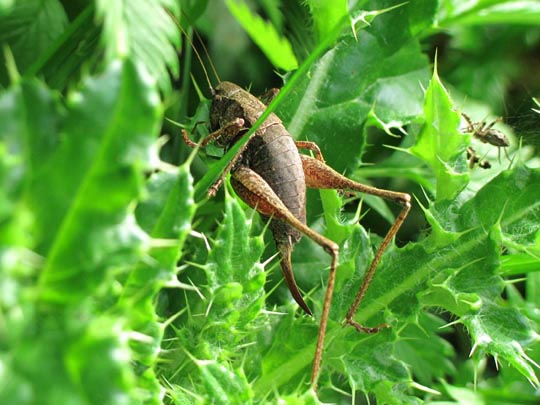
xmin=181 ymin=31 xmax=411 ymax=390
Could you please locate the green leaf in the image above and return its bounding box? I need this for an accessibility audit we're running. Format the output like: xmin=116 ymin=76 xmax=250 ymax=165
xmin=438 ymin=0 xmax=540 ymax=26
xmin=117 ymin=161 xmax=195 ymax=397
xmin=195 ymin=358 xmax=253 ymax=404
xmin=225 ymin=0 xmax=298 ymax=71
xmin=394 ymin=313 xmax=456 ymax=385
xmin=95 ymin=0 xmax=180 ymax=94
xmin=163 ymin=192 xmax=266 ymax=402
xmin=0 ymin=81 xmax=59 ymax=244
xmin=253 ymin=313 xmax=318 ymax=394
xmin=407 ymin=0 xmax=438 ymax=36
xmin=254 ymin=165 xmax=540 ymax=399
xmin=502 ymin=253 xmax=540 ymax=276
xmin=415 ymin=165 xmax=538 ymax=376
xmin=35 ymin=61 xmax=159 ymax=302
xmin=0 ymin=0 xmax=14 ymax=14
xmin=306 ymin=0 xmax=349 ymax=42
xmin=65 ymin=317 xmax=136 ymax=404
xmin=336 ymin=331 xmax=412 ymax=397
xmin=277 ymin=5 xmax=430 ymax=173
xmin=410 ymin=65 xmax=470 ymax=201
xmin=202 ymin=190 xmax=267 ymax=326
xmin=0 ymin=0 xmax=68 ymax=85
xmin=428 ymin=166 xmax=540 ymax=385
xmin=16 ymin=5 xmax=102 ymax=91
xmin=0 ymin=60 xmax=160 ymax=404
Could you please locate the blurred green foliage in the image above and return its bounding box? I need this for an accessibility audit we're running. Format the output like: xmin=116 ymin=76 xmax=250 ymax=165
xmin=1 ymin=0 xmax=539 ymax=404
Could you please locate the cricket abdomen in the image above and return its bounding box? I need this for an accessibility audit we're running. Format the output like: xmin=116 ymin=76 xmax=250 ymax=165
xmin=244 ymin=124 xmax=306 ymax=245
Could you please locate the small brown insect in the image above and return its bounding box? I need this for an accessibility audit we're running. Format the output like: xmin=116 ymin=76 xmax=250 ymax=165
xmin=462 ymin=113 xmax=510 ymax=167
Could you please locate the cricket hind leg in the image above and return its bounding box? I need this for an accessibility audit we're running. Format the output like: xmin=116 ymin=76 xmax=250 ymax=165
xmin=230 ymin=165 xmax=338 ymax=387
xmin=300 ymin=154 xmax=411 ymax=333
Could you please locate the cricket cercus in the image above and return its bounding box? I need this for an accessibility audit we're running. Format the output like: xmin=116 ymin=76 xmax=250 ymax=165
xmin=183 ymin=80 xmax=411 ymax=388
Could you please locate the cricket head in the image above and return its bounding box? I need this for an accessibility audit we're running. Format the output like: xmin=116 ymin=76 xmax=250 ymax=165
xmin=209 ymin=82 xmax=248 ymax=147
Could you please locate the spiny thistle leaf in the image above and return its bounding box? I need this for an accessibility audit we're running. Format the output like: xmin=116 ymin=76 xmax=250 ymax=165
xmin=95 ymin=0 xmax=180 ymax=94
xmin=0 ymin=60 xmax=160 ymax=403
xmin=163 ymin=192 xmax=267 ymax=401
xmin=38 ymin=61 xmax=158 ymax=303
xmin=410 ymin=65 xmax=470 ymax=201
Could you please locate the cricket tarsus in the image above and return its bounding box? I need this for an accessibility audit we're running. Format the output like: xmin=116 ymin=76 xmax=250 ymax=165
xmin=182 ymin=81 xmax=411 ymax=391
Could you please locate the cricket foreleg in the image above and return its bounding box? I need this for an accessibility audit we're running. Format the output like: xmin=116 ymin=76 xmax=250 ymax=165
xmin=182 ymin=118 xmax=244 ymax=148
xmin=230 ymin=165 xmax=338 ymax=388
xmin=207 ymin=131 xmax=254 ymax=197
xmin=258 ymin=87 xmax=280 ymax=105
xmin=181 ymin=117 xmax=249 ymax=197
xmin=300 ymin=155 xmax=411 ymax=333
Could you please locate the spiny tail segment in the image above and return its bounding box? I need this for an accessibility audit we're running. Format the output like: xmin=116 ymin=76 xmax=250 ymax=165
xmin=278 ymin=242 xmax=312 ymax=316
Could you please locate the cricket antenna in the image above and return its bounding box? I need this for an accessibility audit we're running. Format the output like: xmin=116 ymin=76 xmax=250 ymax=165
xmin=184 ymin=27 xmax=215 ymax=95
xmin=167 ymin=9 xmax=219 ymax=95
xmin=192 ymin=28 xmax=221 ymax=87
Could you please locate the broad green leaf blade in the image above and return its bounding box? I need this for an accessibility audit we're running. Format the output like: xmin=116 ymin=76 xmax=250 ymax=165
xmin=0 ymin=79 xmax=52 ymax=403
xmin=0 ymin=80 xmax=61 ymax=212
xmin=37 ymin=61 xmax=160 ymax=303
xmin=458 ymin=166 xmax=540 ymax=248
xmin=429 ymin=166 xmax=540 ymax=385
xmin=336 ymin=332 xmax=412 ymax=401
xmin=193 ymin=358 xmax=253 ymax=404
xmin=502 ymin=253 xmax=540 ymax=276
xmin=394 ymin=313 xmax=456 ymax=385
xmin=360 ymin=167 xmax=540 ymax=391
xmin=407 ymin=0 xmax=438 ymax=36
xmin=28 ymin=6 xmax=101 ymax=91
xmin=410 ymin=65 xmax=469 ymax=201
xmin=64 ymin=316 xmax=137 ymax=404
xmin=253 ymin=313 xmax=318 ymax=394
xmin=277 ymin=6 xmax=430 ymax=173
xmin=225 ymin=0 xmax=298 ymax=71
xmin=95 ymin=0 xmax=180 ymax=94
